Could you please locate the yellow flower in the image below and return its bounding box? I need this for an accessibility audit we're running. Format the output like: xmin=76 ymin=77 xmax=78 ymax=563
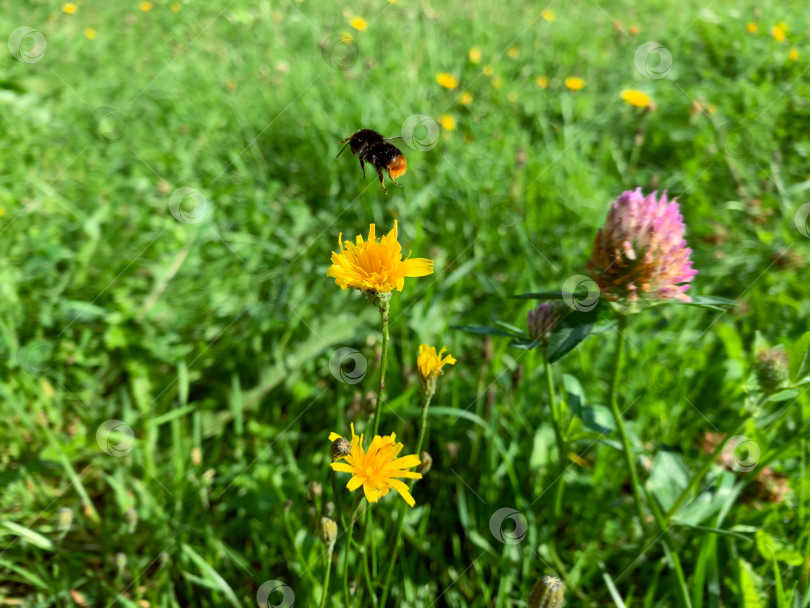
xmin=171 ymin=2 xmax=182 ymax=11
xmin=482 ymin=64 xmax=494 ymax=76
xmin=507 ymin=46 xmax=519 ymax=58
xmin=63 ymin=3 xmax=77 ymax=14
xmin=436 ymin=72 xmax=458 ymax=89
xmin=746 ymin=22 xmax=758 ymax=34
xmin=469 ymin=47 xmax=482 ymax=63
xmin=777 ymin=21 xmax=789 ymax=32
xmin=542 ymin=9 xmax=555 ymax=22
xmin=327 ymin=221 xmax=433 ymax=294
xmin=772 ymin=25 xmax=786 ymax=42
xmin=790 ymin=47 xmax=799 ymax=61
xmin=491 ymin=75 xmax=503 ymax=89
xmin=417 ymin=345 xmax=456 ymax=382
xmin=140 ymin=1 xmax=153 ymax=11
xmin=459 ymin=91 xmax=473 ymax=105
xmin=84 ymin=28 xmax=97 ymax=39
xmin=440 ymin=115 xmax=455 ymax=130
xmin=340 ymin=32 xmax=354 ymax=44
xmin=628 ymin=24 xmax=640 ymax=35
xmin=350 ymin=17 xmax=367 ymax=31
xmin=329 ymin=424 xmax=422 ymax=507
xmin=535 ymin=75 xmax=549 ymax=88
xmin=620 ymin=89 xmax=652 ymax=109
xmin=565 ymin=77 xmax=585 ymax=91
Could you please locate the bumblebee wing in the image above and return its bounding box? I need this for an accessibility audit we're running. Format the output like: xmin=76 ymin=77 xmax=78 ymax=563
xmin=382 ymin=136 xmax=404 ymax=142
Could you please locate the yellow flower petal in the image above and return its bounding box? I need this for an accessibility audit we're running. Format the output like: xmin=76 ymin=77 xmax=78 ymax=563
xmin=350 ymin=17 xmax=367 ymax=31
xmin=469 ymin=47 xmax=481 ymax=63
xmin=62 ymin=3 xmax=77 ymax=14
xmin=436 ymin=72 xmax=459 ymax=89
xmin=565 ymin=77 xmax=585 ymax=91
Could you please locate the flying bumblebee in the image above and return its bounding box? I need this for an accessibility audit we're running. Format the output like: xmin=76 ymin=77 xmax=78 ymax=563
xmin=336 ymin=129 xmax=407 ymax=194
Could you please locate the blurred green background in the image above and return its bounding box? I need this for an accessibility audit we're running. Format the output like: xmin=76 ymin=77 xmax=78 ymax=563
xmin=1 ymin=0 xmax=809 ymax=606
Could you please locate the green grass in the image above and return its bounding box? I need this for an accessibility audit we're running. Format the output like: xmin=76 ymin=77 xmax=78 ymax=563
xmin=1 ymin=0 xmax=810 ymax=606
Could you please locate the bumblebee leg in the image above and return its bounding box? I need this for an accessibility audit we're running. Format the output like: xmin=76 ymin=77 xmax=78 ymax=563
xmin=360 ymin=158 xmax=366 ymax=179
xmin=388 ymin=171 xmax=403 ymax=187
xmin=376 ymin=167 xmax=388 ymax=193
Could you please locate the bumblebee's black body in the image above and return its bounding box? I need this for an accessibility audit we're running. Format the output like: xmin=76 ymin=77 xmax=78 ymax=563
xmin=337 ymin=129 xmax=407 ymax=193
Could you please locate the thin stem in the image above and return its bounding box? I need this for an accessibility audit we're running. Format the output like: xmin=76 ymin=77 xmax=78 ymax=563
xmin=607 ymin=314 xmax=647 ymax=532
xmin=663 ymin=413 xmax=752 ymax=524
xmin=646 ymin=489 xmax=693 ymax=608
xmin=545 ymin=355 xmax=566 ymax=517
xmin=371 ymin=303 xmax=390 ymax=437
xmin=379 ymin=392 xmax=433 ymax=606
xmin=319 ymin=544 xmax=334 ymax=608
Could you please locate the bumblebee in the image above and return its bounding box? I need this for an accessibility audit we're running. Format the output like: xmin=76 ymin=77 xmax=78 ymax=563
xmin=337 ymin=129 xmax=407 ymax=193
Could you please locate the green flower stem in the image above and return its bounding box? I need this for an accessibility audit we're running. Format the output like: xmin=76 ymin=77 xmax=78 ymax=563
xmin=663 ymin=413 xmax=753 ymax=524
xmin=645 ymin=488 xmax=693 ymax=608
xmin=319 ymin=543 xmax=334 ymax=608
xmin=544 ymin=354 xmax=566 ymax=517
xmin=607 ymin=314 xmax=648 ymax=532
xmin=379 ymin=392 xmax=433 ymax=606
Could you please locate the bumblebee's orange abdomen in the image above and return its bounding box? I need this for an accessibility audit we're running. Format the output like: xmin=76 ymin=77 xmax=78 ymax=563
xmin=387 ymin=153 xmax=407 ymax=178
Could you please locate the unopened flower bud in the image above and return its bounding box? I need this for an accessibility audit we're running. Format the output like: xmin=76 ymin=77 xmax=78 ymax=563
xmin=317 ymin=516 xmax=338 ymax=549
xmin=124 ymin=508 xmax=138 ymax=533
xmin=754 ymin=347 xmax=788 ymax=394
xmin=330 ymin=437 xmax=351 ymax=459
xmin=115 ymin=552 xmax=127 ymax=574
xmin=307 ymin=481 xmax=322 ymax=501
xmin=417 ymin=451 xmax=432 ymax=475
xmin=528 ymin=576 xmax=565 ymax=608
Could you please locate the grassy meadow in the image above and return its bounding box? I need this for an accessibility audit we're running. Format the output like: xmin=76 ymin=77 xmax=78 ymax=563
xmin=2 ymin=0 xmax=810 ymax=606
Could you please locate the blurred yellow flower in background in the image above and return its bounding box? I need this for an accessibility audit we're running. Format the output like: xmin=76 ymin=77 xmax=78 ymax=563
xmin=350 ymin=17 xmax=367 ymax=31
xmin=491 ymin=75 xmax=503 ymax=88
xmin=565 ymin=77 xmax=585 ymax=91
xmin=139 ymin=1 xmax=153 ymax=11
xmin=329 ymin=424 xmax=422 ymax=507
xmin=482 ymin=64 xmax=494 ymax=76
xmin=171 ymin=2 xmax=182 ymax=11
xmin=440 ymin=115 xmax=456 ymax=130
xmin=85 ymin=28 xmax=97 ymax=39
xmin=436 ymin=72 xmax=459 ymax=89
xmin=507 ymin=92 xmax=518 ymax=103
xmin=63 ymin=3 xmax=77 ymax=14
xmin=327 ymin=221 xmax=433 ymax=294
xmin=542 ymin=9 xmax=555 ymax=22
xmin=459 ymin=92 xmax=473 ymax=105
xmin=746 ymin=22 xmax=758 ymax=33
xmin=620 ymin=89 xmax=652 ymax=109
xmin=507 ymin=46 xmax=519 ymax=58
xmin=469 ymin=47 xmax=482 ymax=63
xmin=629 ymin=24 xmax=640 ymax=35
xmin=772 ymin=25 xmax=786 ymax=42
xmin=535 ymin=75 xmax=549 ymax=88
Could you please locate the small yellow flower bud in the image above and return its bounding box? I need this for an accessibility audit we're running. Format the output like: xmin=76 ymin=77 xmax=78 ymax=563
xmin=418 ymin=451 xmax=433 ymax=475
xmin=317 ymin=516 xmax=338 ymax=549
xmin=528 ymin=576 xmax=565 ymax=608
